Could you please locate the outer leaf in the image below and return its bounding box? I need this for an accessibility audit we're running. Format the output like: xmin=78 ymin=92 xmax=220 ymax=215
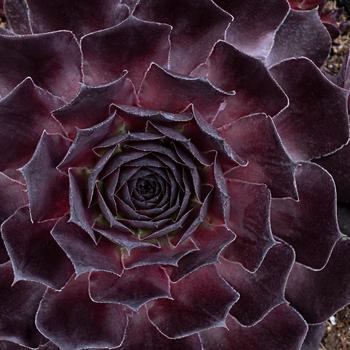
xmin=36 ymin=273 xmax=128 ymax=350
xmin=223 ymin=179 xmax=275 ymax=272
xmin=204 ymin=40 xmax=287 ymax=127
xmin=217 ymin=243 xmax=294 ymax=325
xmin=25 ymin=0 xmax=128 ymax=39
xmin=271 ymin=162 xmax=341 ymax=269
xmin=0 ymin=31 xmax=81 ymax=101
xmin=119 ymin=307 xmax=202 ymax=350
xmin=82 ymin=16 xmax=171 ymax=89
xmin=148 ymin=265 xmax=239 ymax=338
xmin=270 ymin=58 xmax=348 ymax=161
xmin=199 ymin=303 xmax=307 ymax=350
xmin=1 ymin=206 xmax=74 ymax=289
xmin=139 ymin=63 xmax=232 ymax=124
xmin=20 ymin=132 xmax=70 ymax=222
xmin=51 ymin=217 xmax=123 ymax=276
xmin=267 ymin=9 xmax=331 ymax=67
xmin=215 ymin=0 xmax=289 ymax=59
xmin=134 ymin=0 xmax=232 ymax=75
xmin=0 ymin=172 xmax=27 ymax=224
xmin=0 ymin=262 xmax=46 ymax=348
xmin=286 ymin=238 xmax=350 ymax=323
xmin=0 ymin=78 xmax=63 ymax=171
xmin=89 ymin=266 xmax=171 ymax=311
xmin=220 ymin=113 xmax=297 ymax=198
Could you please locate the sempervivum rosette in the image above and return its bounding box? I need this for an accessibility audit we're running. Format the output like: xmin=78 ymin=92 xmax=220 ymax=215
xmin=0 ymin=0 xmax=350 ymax=349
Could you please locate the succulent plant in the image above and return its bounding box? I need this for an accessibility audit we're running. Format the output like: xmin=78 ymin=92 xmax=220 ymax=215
xmin=0 ymin=1 xmax=349 ymax=349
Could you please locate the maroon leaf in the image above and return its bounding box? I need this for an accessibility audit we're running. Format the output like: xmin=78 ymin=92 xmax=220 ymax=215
xmin=286 ymin=238 xmax=350 ymax=323
xmin=59 ymin=113 xmax=117 ymax=171
xmin=94 ymin=225 xmax=157 ymax=252
xmin=54 ymin=74 xmax=137 ymax=138
xmin=25 ymin=0 xmax=128 ymax=39
xmin=316 ymin=142 xmax=350 ymax=203
xmin=0 ymin=172 xmax=27 ymax=224
xmin=170 ymin=224 xmax=234 ymax=282
xmin=0 ymin=31 xmax=81 ymax=101
xmin=123 ymin=239 xmax=197 ymax=269
xmin=134 ymin=0 xmax=232 ymax=75
xmin=36 ymin=273 xmax=128 ymax=350
xmin=0 ymin=262 xmax=46 ymax=348
xmin=203 ymin=40 xmax=287 ymax=127
xmin=89 ymin=266 xmax=171 ymax=310
xmin=217 ymin=243 xmax=294 ymax=325
xmin=82 ymin=16 xmax=171 ymax=89
xmin=271 ymin=162 xmax=341 ymax=269
xmin=1 ymin=206 xmax=74 ymax=289
xmin=148 ymin=265 xmax=239 ymax=338
xmin=68 ymin=168 xmax=96 ymax=242
xmin=20 ymin=132 xmax=70 ymax=222
xmin=301 ymin=323 xmax=325 ymax=350
xmin=223 ymin=179 xmax=275 ymax=272
xmin=4 ymin=0 xmax=31 ymax=34
xmin=199 ymin=303 xmax=307 ymax=350
xmin=215 ymin=0 xmax=289 ymax=59
xmin=220 ymin=113 xmax=297 ymax=198
xmin=119 ymin=307 xmax=202 ymax=350
xmin=0 ymin=78 xmax=63 ymax=171
xmin=267 ymin=9 xmax=331 ymax=67
xmin=51 ymin=217 xmax=123 ymax=276
xmin=139 ymin=63 xmax=232 ymax=124
xmin=270 ymin=58 xmax=348 ymax=161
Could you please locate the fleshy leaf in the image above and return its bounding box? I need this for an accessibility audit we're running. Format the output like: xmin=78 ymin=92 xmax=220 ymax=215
xmin=199 ymin=303 xmax=307 ymax=350
xmin=301 ymin=323 xmax=325 ymax=350
xmin=215 ymin=0 xmax=289 ymax=59
xmin=20 ymin=132 xmax=70 ymax=222
xmin=204 ymin=40 xmax=287 ymax=127
xmin=286 ymin=238 xmax=350 ymax=323
xmin=266 ymin=9 xmax=331 ymax=67
xmin=134 ymin=0 xmax=232 ymax=75
xmin=316 ymin=142 xmax=350 ymax=203
xmin=271 ymin=162 xmax=341 ymax=269
xmin=36 ymin=273 xmax=128 ymax=350
xmin=0 ymin=172 xmax=27 ymax=224
xmin=25 ymin=0 xmax=128 ymax=39
xmin=58 ymin=113 xmax=117 ymax=171
xmin=139 ymin=63 xmax=232 ymax=124
xmin=4 ymin=0 xmax=32 ymax=34
xmin=270 ymin=58 xmax=349 ymax=161
xmin=94 ymin=225 xmax=157 ymax=252
xmin=119 ymin=307 xmax=202 ymax=350
xmin=337 ymin=203 xmax=350 ymax=237
xmin=0 ymin=78 xmax=63 ymax=171
xmin=123 ymin=239 xmax=198 ymax=269
xmin=89 ymin=266 xmax=171 ymax=311
xmin=220 ymin=113 xmax=297 ymax=198
xmin=1 ymin=206 xmax=74 ymax=289
xmin=170 ymin=224 xmax=234 ymax=282
xmin=0 ymin=341 xmax=29 ymax=349
xmin=68 ymin=168 xmax=96 ymax=241
xmin=51 ymin=217 xmax=123 ymax=276
xmin=0 ymin=31 xmax=81 ymax=101
xmin=82 ymin=16 xmax=171 ymax=89
xmin=0 ymin=262 xmax=46 ymax=348
xmin=148 ymin=265 xmax=239 ymax=338
xmin=217 ymin=243 xmax=294 ymax=325
xmin=223 ymin=179 xmax=275 ymax=272
xmin=54 ymin=74 xmax=137 ymax=138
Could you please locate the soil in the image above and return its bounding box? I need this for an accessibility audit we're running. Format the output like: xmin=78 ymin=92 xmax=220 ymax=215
xmin=321 ymin=308 xmax=350 ymax=349
xmin=321 ymin=3 xmax=350 ymax=348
